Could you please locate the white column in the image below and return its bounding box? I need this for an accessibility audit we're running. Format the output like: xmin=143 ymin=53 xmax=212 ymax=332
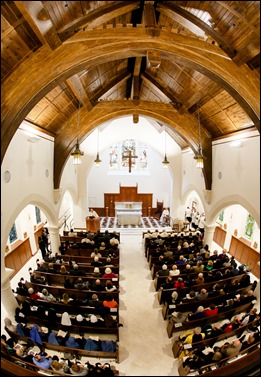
xmin=47 ymin=225 xmax=60 ymax=256
xmin=1 ymin=275 xmax=18 ymax=321
xmin=203 ymin=224 xmax=216 ymax=251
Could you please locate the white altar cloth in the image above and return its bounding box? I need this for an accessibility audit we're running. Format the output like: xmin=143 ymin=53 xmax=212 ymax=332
xmin=117 ymin=211 xmax=142 ymax=226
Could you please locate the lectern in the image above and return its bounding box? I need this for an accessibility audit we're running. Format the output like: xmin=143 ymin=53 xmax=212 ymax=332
xmin=86 ymin=217 xmax=100 ymax=232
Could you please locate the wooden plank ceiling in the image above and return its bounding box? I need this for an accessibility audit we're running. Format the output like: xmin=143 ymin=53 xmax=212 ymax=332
xmin=1 ymin=1 xmax=260 ymax=189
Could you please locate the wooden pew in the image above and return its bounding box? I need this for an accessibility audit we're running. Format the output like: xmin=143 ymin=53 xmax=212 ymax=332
xmin=61 ymin=247 xmax=120 ymax=257
xmin=166 ymin=302 xmax=254 ymax=338
xmin=18 ymin=297 xmax=119 ymax=320
xmin=152 ymin=265 xmax=233 ymax=285
xmin=58 ymin=255 xmax=119 ymax=264
xmin=37 ymin=262 xmax=119 ymax=276
xmin=172 ymin=318 xmax=259 ymax=358
xmin=178 ymin=343 xmax=260 ymax=376
xmin=25 ymin=281 xmax=119 ymax=302
xmin=162 ymin=285 xmax=252 ymax=320
xmin=158 ymin=273 xmax=246 ymax=304
xmin=32 ymin=270 xmax=119 ymax=288
xmin=3 ymin=326 xmax=119 ymax=365
xmin=24 ymin=315 xmax=120 ymax=340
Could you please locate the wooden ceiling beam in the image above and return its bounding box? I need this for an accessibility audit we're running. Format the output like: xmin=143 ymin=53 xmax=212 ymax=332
xmin=66 ymin=75 xmax=93 ymax=112
xmin=143 ymin=1 xmax=157 ymax=27
xmin=53 ymin=100 xmax=212 ymax=191
xmin=14 ymin=1 xmax=62 ymax=50
xmin=157 ymin=2 xmax=237 ymax=58
xmin=141 ymin=72 xmax=183 ymax=111
xmin=92 ymin=72 xmax=132 ymax=103
xmin=57 ymin=1 xmax=140 ymax=35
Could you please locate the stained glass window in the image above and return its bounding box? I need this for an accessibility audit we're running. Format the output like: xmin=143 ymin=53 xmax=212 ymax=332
xmin=122 ymin=139 xmax=137 ymax=170
xmin=218 ymin=210 xmax=224 ymax=222
xmin=109 ymin=140 xmax=148 ymax=171
xmin=109 ymin=145 xmax=118 ymax=169
xmin=244 ymin=213 xmax=255 ymax=240
xmin=9 ymin=223 xmax=18 ymax=243
xmin=35 ymin=206 xmax=41 ymax=224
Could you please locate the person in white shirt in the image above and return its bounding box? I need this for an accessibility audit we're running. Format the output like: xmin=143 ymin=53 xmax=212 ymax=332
xmin=88 ymin=208 xmax=99 ymax=218
xmin=198 ymin=214 xmax=206 ymax=234
xmin=185 ymin=207 xmax=192 ymax=223
xmin=160 ymin=208 xmax=170 ymax=223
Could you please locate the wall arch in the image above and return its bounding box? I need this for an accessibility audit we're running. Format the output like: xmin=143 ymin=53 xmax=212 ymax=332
xmin=206 ymin=194 xmax=260 ymax=228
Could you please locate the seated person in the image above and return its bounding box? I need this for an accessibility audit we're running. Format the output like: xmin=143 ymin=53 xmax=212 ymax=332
xmin=69 ymin=263 xmax=85 ymax=276
xmin=74 ymin=278 xmax=89 ymax=290
xmin=28 ymin=287 xmax=43 ymax=300
xmin=179 ymin=326 xmax=205 ymax=344
xmin=41 ymin=288 xmax=56 ymax=302
xmin=103 ymin=267 xmax=118 ymax=279
xmin=33 ymin=353 xmax=53 ymax=369
xmin=29 ymin=270 xmax=46 ymax=284
xmin=15 ymin=279 xmax=28 ymax=296
xmin=105 ymin=280 xmax=117 ymax=292
xmin=103 ymin=293 xmax=118 ymax=309
xmin=187 ymin=306 xmax=205 ymax=321
xmin=204 ymin=303 xmax=218 ymax=317
xmin=220 ymin=339 xmax=242 ymax=357
xmin=196 ymin=288 xmax=208 ymax=301
xmin=91 ymin=279 xmax=105 ymax=291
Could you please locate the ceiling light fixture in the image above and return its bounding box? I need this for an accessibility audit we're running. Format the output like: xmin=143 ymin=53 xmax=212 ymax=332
xmin=94 ymin=126 xmax=102 ymax=167
xmin=194 ymin=104 xmax=205 ymax=169
xmin=162 ymin=125 xmax=169 ymax=168
xmin=71 ymin=101 xmax=84 ymax=165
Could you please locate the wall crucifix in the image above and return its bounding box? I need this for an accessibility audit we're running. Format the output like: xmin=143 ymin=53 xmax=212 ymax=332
xmin=123 ymin=149 xmax=138 ymax=173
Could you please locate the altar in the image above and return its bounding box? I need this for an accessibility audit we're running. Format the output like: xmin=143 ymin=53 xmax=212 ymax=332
xmin=115 ymin=202 xmax=142 ymax=226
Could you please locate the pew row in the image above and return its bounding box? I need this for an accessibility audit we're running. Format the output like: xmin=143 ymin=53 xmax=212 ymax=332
xmin=172 ymin=318 xmax=259 ymax=358
xmin=32 ymin=271 xmax=119 ymax=288
xmin=158 ymin=273 xmax=247 ymax=304
xmin=166 ymin=302 xmax=254 ymax=338
xmin=161 ymin=285 xmax=252 ymax=320
xmin=24 ymin=281 xmax=119 ymax=302
xmin=178 ymin=343 xmax=260 ymax=376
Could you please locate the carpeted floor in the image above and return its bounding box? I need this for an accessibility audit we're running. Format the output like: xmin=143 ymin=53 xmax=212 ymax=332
xmin=100 ymin=216 xmax=170 ymax=229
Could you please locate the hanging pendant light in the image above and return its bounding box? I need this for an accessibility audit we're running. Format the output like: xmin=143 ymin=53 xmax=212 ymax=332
xmin=194 ymin=104 xmax=205 ymax=169
xmin=71 ymin=101 xmax=84 ymax=165
xmin=162 ymin=125 xmax=169 ymax=168
xmin=94 ymin=127 xmax=102 ymax=167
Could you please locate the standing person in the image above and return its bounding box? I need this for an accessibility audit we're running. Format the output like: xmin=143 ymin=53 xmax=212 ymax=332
xmin=160 ymin=208 xmax=170 ymax=224
xmin=185 ymin=206 xmax=192 ymax=224
xmin=198 ymin=214 xmax=206 ymax=236
xmin=41 ymin=228 xmax=49 ymax=253
xmin=38 ymin=236 xmax=47 ymax=260
xmin=88 ymin=208 xmax=99 ymax=218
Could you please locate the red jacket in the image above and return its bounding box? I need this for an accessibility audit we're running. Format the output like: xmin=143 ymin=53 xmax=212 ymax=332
xmin=174 ymin=281 xmax=185 ymax=289
xmin=204 ymin=307 xmax=218 ymax=317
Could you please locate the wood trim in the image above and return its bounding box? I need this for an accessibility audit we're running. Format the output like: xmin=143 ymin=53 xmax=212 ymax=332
xmin=213 ymin=225 xmax=226 ymax=248
xmin=229 ymin=236 xmax=260 ymax=278
xmin=104 ymin=185 xmax=153 ymax=217
xmin=4 ymin=238 xmax=32 ymax=279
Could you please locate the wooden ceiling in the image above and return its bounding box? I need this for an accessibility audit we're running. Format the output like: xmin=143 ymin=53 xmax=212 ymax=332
xmin=1 ymin=1 xmax=260 ymax=190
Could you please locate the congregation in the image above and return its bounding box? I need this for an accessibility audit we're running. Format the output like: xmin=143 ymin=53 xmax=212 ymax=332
xmin=1 ymin=226 xmax=260 ymax=376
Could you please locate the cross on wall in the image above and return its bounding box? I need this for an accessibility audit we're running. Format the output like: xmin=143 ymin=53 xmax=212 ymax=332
xmin=122 ymin=149 xmax=138 ymax=173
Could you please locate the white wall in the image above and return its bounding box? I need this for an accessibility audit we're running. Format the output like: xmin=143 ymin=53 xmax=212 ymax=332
xmin=1 ymin=118 xmax=260 ymax=268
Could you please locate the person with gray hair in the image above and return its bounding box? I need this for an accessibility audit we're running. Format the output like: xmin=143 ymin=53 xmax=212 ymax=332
xmin=179 ymin=326 xmax=205 ymax=344
xmin=188 ymin=306 xmax=206 ymax=321
xmin=41 ymin=288 xmax=56 ymax=302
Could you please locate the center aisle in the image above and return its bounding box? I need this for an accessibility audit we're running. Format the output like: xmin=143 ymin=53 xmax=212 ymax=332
xmin=117 ymin=233 xmax=178 ymax=376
